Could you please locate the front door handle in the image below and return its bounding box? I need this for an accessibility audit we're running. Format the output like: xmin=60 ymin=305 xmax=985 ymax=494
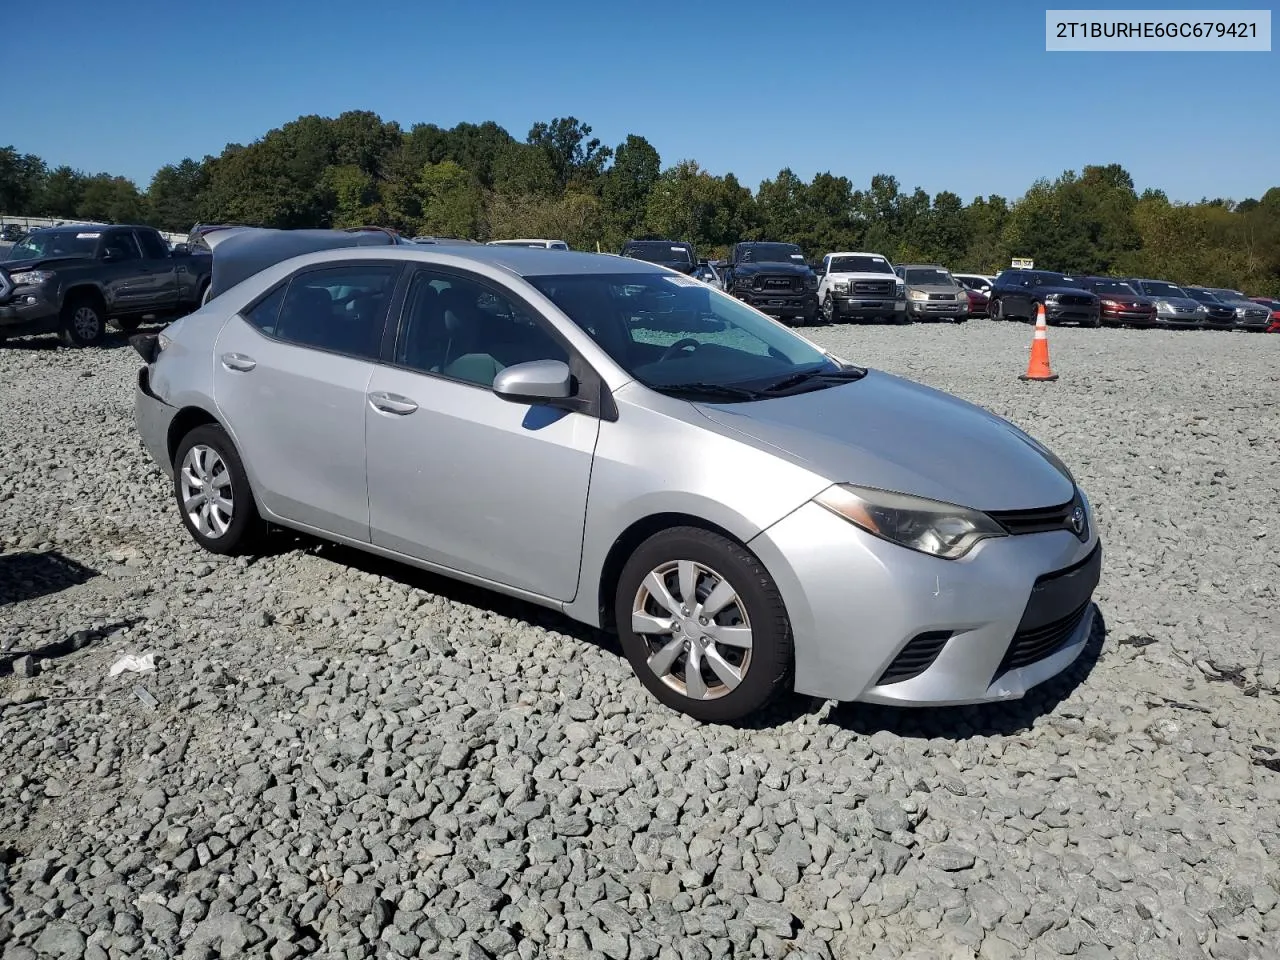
xmin=221 ymin=352 xmax=256 ymax=372
xmin=369 ymin=391 xmax=418 ymax=415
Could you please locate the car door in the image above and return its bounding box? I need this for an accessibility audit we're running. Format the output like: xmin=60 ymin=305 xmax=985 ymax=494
xmin=213 ymin=260 xmax=404 ymax=542
xmin=364 ymin=266 xmax=600 ymax=600
xmin=133 ymin=228 xmax=180 ymax=311
xmin=97 ymin=230 xmax=148 ymax=312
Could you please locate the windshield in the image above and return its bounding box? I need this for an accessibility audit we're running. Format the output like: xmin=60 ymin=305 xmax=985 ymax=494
xmin=904 ymin=268 xmax=954 ymax=286
xmin=1210 ymin=289 xmax=1244 ymax=302
xmin=1034 ymin=273 xmax=1079 ymax=287
xmin=738 ymin=243 xmax=806 ymax=264
xmin=1092 ymin=280 xmax=1138 ymax=296
xmin=1186 ymin=288 xmax=1220 ymax=303
xmin=1139 ymin=280 xmax=1185 ymax=298
xmin=527 ymin=272 xmax=838 ymax=393
xmin=7 ymin=229 xmax=100 ymax=261
xmin=624 ymin=242 xmax=692 ymax=265
xmin=829 ymin=255 xmax=893 ymax=274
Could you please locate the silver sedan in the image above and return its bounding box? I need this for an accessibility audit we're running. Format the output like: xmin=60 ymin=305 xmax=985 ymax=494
xmin=132 ymin=228 xmax=1102 ymax=723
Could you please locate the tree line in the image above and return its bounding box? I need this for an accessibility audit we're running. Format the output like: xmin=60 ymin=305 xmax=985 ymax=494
xmin=3 ymin=111 xmax=1278 ymax=294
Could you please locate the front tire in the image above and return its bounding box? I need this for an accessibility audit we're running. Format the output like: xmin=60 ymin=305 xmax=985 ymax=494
xmin=615 ymin=527 xmax=793 ymax=723
xmin=60 ymin=295 xmax=106 ymax=347
xmin=172 ymin=424 xmax=266 ymax=556
xmin=822 ymin=295 xmax=837 ymax=325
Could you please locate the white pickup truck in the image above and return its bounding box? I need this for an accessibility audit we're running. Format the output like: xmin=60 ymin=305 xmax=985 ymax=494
xmin=815 ymin=251 xmax=907 ymax=324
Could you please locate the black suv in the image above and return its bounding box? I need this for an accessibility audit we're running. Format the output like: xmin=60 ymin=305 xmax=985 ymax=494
xmin=989 ymin=269 xmax=1100 ymax=326
xmin=619 ymin=239 xmax=697 ymax=274
xmin=720 ymin=242 xmax=819 ymax=325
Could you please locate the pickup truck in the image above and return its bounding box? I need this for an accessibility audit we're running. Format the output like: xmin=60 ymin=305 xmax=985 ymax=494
xmin=0 ymin=224 xmax=213 ymax=347
xmin=814 ymin=251 xmax=907 ymax=324
xmin=720 ymin=241 xmax=819 ymax=325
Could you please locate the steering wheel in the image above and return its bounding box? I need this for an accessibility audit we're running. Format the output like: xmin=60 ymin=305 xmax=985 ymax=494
xmin=658 ymin=338 xmax=701 ymax=362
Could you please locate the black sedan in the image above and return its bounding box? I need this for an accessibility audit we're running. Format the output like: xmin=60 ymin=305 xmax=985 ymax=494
xmin=1184 ymin=286 xmax=1239 ymax=330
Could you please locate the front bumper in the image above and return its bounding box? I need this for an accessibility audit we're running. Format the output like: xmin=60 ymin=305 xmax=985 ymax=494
xmin=1157 ymin=309 xmax=1203 ymax=327
xmin=0 ymin=289 xmax=60 ymax=336
xmin=1045 ymin=303 xmax=1100 ymax=325
xmin=1201 ymin=311 xmax=1239 ymax=329
xmin=1101 ymin=307 xmax=1157 ymax=325
xmin=734 ymin=290 xmax=818 ymax=316
xmin=134 ymin=366 xmax=178 ymax=479
xmin=907 ymin=299 xmax=967 ymax=319
xmin=832 ymin=296 xmax=907 ymax=320
xmin=749 ymin=499 xmax=1102 ymax=705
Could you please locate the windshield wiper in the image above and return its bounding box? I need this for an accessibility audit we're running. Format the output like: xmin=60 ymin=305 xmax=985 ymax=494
xmin=761 ymin=365 xmax=868 ymax=394
xmin=652 ymin=381 xmax=767 ymax=402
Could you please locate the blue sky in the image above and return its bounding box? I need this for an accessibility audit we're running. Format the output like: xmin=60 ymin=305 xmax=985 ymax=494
xmin=14 ymin=0 xmax=1277 ymax=203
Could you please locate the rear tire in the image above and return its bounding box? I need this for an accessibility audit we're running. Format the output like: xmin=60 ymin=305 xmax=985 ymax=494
xmin=615 ymin=527 xmax=793 ymax=724
xmin=172 ymin=424 xmax=267 ymax=556
xmin=60 ymin=295 xmax=106 ymax=347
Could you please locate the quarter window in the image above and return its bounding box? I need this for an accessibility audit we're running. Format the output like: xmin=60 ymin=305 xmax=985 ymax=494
xmin=395 ymin=270 xmax=569 ymax=388
xmin=242 ymin=285 xmax=288 ymax=335
xmin=273 ymin=264 xmax=399 ymax=360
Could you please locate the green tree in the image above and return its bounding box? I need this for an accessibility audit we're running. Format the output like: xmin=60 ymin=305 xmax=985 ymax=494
xmin=600 ymin=135 xmax=661 ymax=246
xmin=145 ymin=158 xmax=210 ymax=231
xmin=416 ymin=161 xmax=485 ymax=238
xmin=77 ymin=174 xmax=145 ymax=223
xmin=39 ymin=166 xmax=86 ymax=219
xmin=0 ymin=146 xmax=46 ymax=212
xmin=527 ymin=117 xmax=612 ymax=191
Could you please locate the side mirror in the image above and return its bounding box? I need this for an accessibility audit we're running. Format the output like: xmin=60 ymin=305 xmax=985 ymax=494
xmin=171 ymin=243 xmax=190 ymax=255
xmin=492 ymin=359 xmax=573 ymax=403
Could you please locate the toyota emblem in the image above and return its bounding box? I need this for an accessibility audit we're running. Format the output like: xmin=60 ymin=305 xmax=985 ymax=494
xmin=1069 ymin=506 xmax=1086 ymax=536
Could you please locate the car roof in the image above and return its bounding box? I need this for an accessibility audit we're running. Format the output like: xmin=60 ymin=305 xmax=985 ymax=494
xmin=898 ymin=263 xmax=947 ymax=269
xmin=203 ymin=228 xmax=664 ymax=299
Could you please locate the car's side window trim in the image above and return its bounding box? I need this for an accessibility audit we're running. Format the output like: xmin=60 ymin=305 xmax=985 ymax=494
xmin=235 ymin=259 xmax=407 ymax=363
xmin=387 ymin=264 xmax=616 ymax=422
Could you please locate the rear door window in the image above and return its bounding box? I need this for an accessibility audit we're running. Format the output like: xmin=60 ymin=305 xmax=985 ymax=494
xmin=272 ymin=263 xmax=401 ymax=361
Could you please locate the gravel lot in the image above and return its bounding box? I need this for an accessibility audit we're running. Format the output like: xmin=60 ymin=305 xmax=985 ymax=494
xmin=1 ymin=319 xmax=1278 ymax=960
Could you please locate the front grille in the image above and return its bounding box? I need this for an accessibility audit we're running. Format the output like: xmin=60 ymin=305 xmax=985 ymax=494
xmin=993 ymin=541 xmax=1102 ymax=681
xmin=927 ymin=292 xmax=955 ymax=301
xmin=853 ymin=280 xmax=893 ymax=295
xmin=1057 ymin=294 xmax=1094 ymax=306
xmin=995 ymin=602 xmax=1090 ymax=676
xmin=1171 ymin=305 xmax=1198 ymax=314
xmin=877 ymin=631 xmax=952 ymax=685
xmin=758 ymin=276 xmax=797 ymax=291
xmin=987 ymin=492 xmax=1087 ymax=539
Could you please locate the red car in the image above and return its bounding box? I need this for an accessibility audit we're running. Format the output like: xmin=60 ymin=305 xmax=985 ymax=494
xmin=1249 ymin=297 xmax=1280 ymax=332
xmin=964 ymin=287 xmax=989 ymax=317
xmin=1077 ymin=277 xmax=1159 ymax=326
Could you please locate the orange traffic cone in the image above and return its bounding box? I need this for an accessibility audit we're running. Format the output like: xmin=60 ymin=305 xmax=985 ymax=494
xmin=1019 ymin=303 xmax=1058 ymax=382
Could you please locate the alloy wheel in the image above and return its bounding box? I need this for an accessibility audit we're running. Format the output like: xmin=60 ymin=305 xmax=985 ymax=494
xmin=180 ymin=444 xmax=234 ymax=538
xmin=73 ymin=306 xmax=101 ymax=340
xmin=630 ymin=559 xmax=753 ymax=701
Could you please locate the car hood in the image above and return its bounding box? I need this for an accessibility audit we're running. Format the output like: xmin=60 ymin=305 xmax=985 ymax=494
xmin=694 ymin=370 xmax=1075 ymax=511
xmin=828 ymin=271 xmax=899 ymax=282
xmin=734 ymin=262 xmax=812 ymax=276
xmin=908 ymin=283 xmax=963 ymax=295
xmin=1153 ymin=296 xmax=1201 ymax=309
xmin=1096 ymin=293 xmax=1153 ymax=305
xmin=2 ymin=254 xmax=92 ymax=273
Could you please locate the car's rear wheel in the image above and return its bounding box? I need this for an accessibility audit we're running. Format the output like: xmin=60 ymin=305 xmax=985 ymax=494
xmin=990 ymin=298 xmax=1002 ymax=321
xmin=616 ymin=527 xmax=793 ymax=723
xmin=60 ymin=296 xmax=106 ymax=347
xmin=173 ymin=424 xmax=266 ymax=556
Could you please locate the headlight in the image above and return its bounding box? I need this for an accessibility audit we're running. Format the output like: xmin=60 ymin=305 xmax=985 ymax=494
xmin=1044 ymin=293 xmax=1060 ymax=303
xmin=1195 ymin=304 xmax=1207 ymax=314
xmin=734 ymin=276 xmax=753 ymax=290
xmin=157 ymin=332 xmax=173 ymax=352
xmin=895 ymin=282 xmax=906 ymax=299
xmin=1156 ymin=300 xmax=1173 ymax=311
xmin=833 ymin=280 xmax=849 ymax=293
xmin=814 ymin=484 xmax=1007 ymax=560
xmin=909 ymin=289 xmax=928 ymax=301
xmin=805 ymin=274 xmax=818 ymax=290
xmin=1235 ymin=306 xmax=1247 ymax=317
xmin=8 ymin=269 xmax=55 ymax=286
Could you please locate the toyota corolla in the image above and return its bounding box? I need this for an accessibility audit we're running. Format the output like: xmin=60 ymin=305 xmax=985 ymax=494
xmin=132 ymin=228 xmax=1102 ymax=723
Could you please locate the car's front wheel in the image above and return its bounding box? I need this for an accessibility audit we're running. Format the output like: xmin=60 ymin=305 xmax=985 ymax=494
xmin=822 ymin=295 xmax=837 ymax=324
xmin=616 ymin=527 xmax=793 ymax=723
xmin=172 ymin=424 xmax=266 ymax=555
xmin=60 ymin=295 xmax=106 ymax=347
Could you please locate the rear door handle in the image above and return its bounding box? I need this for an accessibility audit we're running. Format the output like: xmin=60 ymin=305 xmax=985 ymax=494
xmin=369 ymin=391 xmax=418 ymax=415
xmin=220 ymin=352 xmax=256 ymax=372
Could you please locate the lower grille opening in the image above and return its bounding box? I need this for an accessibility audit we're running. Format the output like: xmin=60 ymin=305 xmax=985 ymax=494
xmin=993 ymin=601 xmax=1089 ymax=679
xmin=877 ymin=631 xmax=953 ymax=685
